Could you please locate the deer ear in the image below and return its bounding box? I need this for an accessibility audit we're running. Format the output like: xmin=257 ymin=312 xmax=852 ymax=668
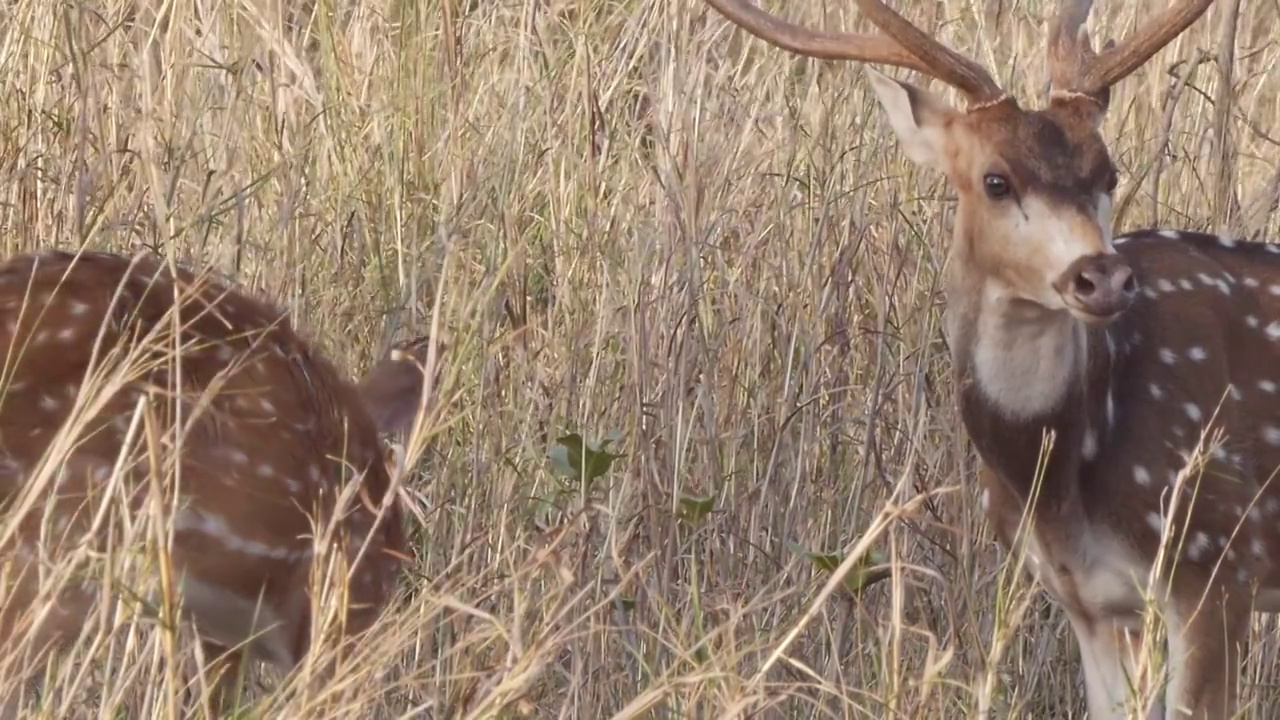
xmin=864 ymin=67 xmax=958 ymax=172
xmin=357 ymin=336 xmax=441 ymax=436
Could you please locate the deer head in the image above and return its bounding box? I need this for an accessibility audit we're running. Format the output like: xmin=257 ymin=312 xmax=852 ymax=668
xmin=706 ymin=1 xmax=1213 ymax=312
xmin=704 ymin=0 xmax=1213 ymax=418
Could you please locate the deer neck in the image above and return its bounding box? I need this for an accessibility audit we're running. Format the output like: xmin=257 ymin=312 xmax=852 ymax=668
xmin=946 ymin=277 xmax=1117 ymax=515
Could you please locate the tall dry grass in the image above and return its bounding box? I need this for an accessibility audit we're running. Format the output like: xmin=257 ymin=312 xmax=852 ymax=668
xmin=0 ymin=0 xmax=1278 ymax=717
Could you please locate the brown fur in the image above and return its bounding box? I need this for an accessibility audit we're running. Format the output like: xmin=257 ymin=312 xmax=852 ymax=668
xmin=0 ymin=250 xmax=434 ymax=715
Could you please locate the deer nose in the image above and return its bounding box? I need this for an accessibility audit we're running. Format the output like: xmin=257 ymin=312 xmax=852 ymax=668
xmin=1057 ymin=253 xmax=1137 ymax=320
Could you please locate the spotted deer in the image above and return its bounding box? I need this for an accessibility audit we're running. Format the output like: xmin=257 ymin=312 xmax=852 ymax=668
xmin=701 ymin=0 xmax=1280 ymax=717
xmin=0 ymin=249 xmax=440 ymax=715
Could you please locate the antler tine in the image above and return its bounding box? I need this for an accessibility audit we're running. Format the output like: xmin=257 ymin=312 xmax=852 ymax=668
xmin=704 ymin=0 xmax=1006 ymax=106
xmin=850 ymin=0 xmax=1006 ymax=105
xmin=1047 ymin=0 xmax=1100 ymax=97
xmin=1052 ymin=0 xmax=1214 ymax=96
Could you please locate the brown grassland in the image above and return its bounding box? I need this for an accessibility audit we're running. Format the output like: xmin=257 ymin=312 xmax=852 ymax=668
xmin=1 ymin=0 xmax=1279 ymax=717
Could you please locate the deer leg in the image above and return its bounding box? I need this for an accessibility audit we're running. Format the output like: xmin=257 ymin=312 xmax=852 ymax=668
xmin=1162 ymin=585 xmax=1248 ymax=720
xmin=0 ymin=560 xmax=99 ymax=719
xmin=0 ymin=677 xmax=34 ymax=720
xmin=192 ymin=642 xmax=247 ymax=717
xmin=1068 ymin=611 xmax=1163 ymax=720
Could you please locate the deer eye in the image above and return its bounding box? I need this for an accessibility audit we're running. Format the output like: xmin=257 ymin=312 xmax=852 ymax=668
xmin=983 ymin=173 xmax=1012 ymax=199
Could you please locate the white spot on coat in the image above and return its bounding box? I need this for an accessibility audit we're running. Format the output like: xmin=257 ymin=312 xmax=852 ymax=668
xmin=173 ymin=509 xmax=308 ymax=561
xmin=1188 ymin=532 xmax=1211 ymax=561
xmin=1264 ymin=426 xmax=1280 ymax=446
xmin=1082 ymin=428 xmax=1098 ymax=460
xmin=1133 ymin=466 xmax=1151 ymax=486
xmin=1147 ymin=512 xmax=1164 ymax=532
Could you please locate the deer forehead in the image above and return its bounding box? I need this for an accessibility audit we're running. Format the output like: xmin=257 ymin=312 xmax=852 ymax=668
xmin=955 ymin=104 xmax=1115 ymax=205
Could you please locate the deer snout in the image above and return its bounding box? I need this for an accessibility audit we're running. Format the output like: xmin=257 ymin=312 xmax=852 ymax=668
xmin=1055 ymin=252 xmax=1137 ymax=321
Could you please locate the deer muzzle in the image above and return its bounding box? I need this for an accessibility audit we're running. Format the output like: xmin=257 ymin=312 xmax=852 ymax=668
xmin=1055 ymin=252 xmax=1137 ymax=322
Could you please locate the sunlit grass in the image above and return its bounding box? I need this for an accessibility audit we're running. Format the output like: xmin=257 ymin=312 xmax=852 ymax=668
xmin=0 ymin=0 xmax=1278 ymax=717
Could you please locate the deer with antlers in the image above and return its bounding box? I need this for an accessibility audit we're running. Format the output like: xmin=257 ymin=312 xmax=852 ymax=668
xmin=0 ymin=249 xmax=440 ymax=715
xmin=701 ymin=0 xmax=1275 ymax=717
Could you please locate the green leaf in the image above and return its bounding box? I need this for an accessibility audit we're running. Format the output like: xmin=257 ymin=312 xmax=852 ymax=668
xmin=676 ymin=492 xmax=716 ymax=525
xmin=548 ymin=432 xmax=625 ymax=491
xmin=547 ymin=443 xmax=577 ymax=480
xmin=788 ymin=542 xmax=891 ymax=598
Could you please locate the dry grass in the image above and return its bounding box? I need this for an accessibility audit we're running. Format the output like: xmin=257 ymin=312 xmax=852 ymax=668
xmin=1 ymin=0 xmax=1279 ymax=717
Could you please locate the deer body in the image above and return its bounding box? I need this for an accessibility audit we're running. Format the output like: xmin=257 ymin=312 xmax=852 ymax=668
xmin=965 ymin=229 xmax=1280 ymax=717
xmin=0 ymin=249 xmax=434 ymax=714
xmin=701 ymin=0 xmax=1264 ymax=716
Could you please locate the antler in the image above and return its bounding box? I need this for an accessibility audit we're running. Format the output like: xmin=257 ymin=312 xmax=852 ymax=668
xmin=1050 ymin=0 xmax=1214 ymax=97
xmin=703 ymin=0 xmax=1006 ymax=106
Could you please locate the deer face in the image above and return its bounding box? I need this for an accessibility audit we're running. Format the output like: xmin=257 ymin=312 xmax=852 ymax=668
xmin=865 ymin=69 xmax=1137 ymax=324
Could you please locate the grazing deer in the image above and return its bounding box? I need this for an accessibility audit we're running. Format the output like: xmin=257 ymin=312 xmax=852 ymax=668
xmin=701 ymin=0 xmax=1275 ymax=717
xmin=0 ymin=249 xmax=440 ymax=715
